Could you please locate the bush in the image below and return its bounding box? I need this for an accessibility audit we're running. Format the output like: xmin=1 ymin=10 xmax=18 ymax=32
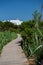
xmin=20 ymin=20 xmax=43 ymax=63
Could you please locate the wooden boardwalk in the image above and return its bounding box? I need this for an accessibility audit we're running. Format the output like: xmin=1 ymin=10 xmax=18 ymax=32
xmin=0 ymin=34 xmax=28 ymax=65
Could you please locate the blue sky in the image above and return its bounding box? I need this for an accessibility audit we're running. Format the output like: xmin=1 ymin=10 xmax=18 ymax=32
xmin=0 ymin=0 xmax=43 ymax=21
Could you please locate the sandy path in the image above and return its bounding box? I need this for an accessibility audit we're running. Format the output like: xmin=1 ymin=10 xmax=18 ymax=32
xmin=0 ymin=34 xmax=28 ymax=65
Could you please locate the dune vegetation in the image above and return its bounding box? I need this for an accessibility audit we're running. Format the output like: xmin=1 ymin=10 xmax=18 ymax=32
xmin=0 ymin=31 xmax=17 ymax=54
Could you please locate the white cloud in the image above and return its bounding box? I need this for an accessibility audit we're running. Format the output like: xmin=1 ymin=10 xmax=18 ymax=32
xmin=10 ymin=19 xmax=23 ymax=25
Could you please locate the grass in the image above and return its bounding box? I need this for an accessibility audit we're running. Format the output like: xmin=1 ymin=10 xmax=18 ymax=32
xmin=0 ymin=31 xmax=17 ymax=54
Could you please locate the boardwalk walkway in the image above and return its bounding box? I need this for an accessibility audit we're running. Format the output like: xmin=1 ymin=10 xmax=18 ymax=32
xmin=0 ymin=34 xmax=28 ymax=65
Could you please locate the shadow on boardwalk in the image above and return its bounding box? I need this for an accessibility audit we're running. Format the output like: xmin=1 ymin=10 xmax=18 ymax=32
xmin=0 ymin=34 xmax=28 ymax=65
